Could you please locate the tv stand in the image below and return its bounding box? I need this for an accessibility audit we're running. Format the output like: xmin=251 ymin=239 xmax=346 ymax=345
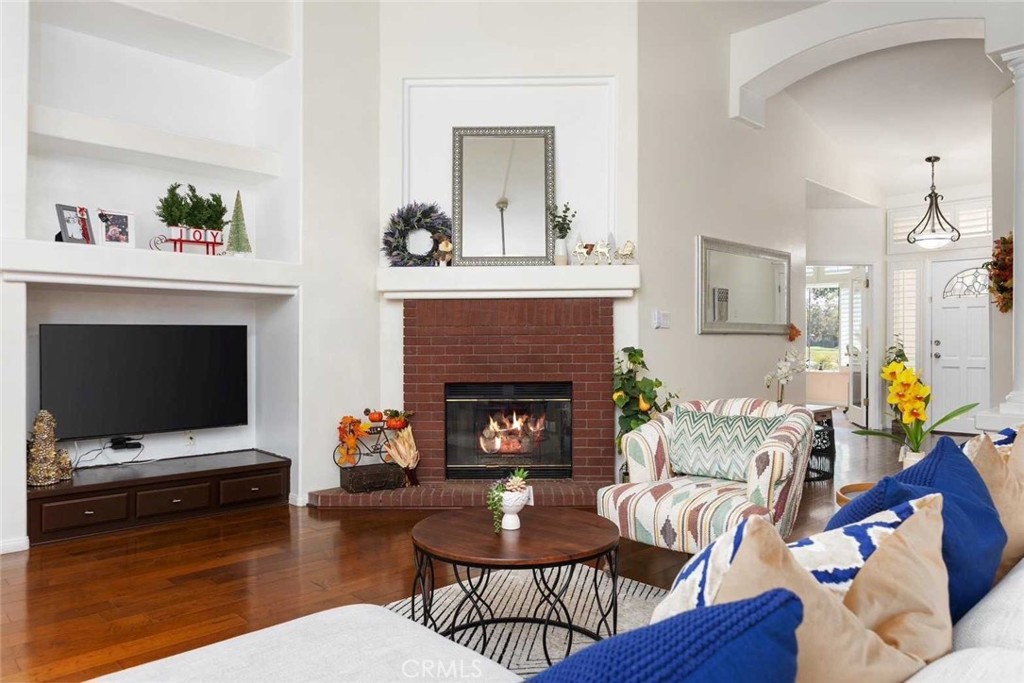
xmin=26 ymin=450 xmax=290 ymax=544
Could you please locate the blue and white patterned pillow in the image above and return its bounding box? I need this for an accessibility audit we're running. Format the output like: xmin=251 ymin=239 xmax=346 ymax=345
xmin=651 ymin=494 xmax=940 ymax=623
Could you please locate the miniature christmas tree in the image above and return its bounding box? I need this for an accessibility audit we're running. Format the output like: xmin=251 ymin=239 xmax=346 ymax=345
xmin=225 ymin=191 xmax=253 ymax=256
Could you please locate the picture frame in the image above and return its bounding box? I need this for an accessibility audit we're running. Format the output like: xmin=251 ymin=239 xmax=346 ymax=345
xmin=96 ymin=209 xmax=135 ymax=248
xmin=55 ymin=204 xmax=93 ymax=244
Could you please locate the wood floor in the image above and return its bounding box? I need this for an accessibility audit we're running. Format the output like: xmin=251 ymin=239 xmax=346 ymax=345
xmin=1 ymin=420 xmax=910 ymax=682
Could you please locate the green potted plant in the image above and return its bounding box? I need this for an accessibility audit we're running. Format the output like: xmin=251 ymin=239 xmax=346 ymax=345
xmin=612 ymin=346 xmax=678 ymax=453
xmin=487 ymin=468 xmax=530 ymax=533
xmin=154 ymin=183 xmax=229 ymax=253
xmin=547 ymin=202 xmax=576 ymax=266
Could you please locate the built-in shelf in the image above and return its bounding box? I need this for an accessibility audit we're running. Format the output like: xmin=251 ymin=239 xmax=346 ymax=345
xmin=28 ymin=105 xmax=282 ymax=183
xmin=376 ymin=265 xmax=641 ymax=300
xmin=2 ymin=238 xmax=300 ymax=296
xmin=30 ymin=0 xmax=291 ymax=79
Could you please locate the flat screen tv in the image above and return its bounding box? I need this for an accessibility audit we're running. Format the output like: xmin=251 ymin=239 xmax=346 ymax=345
xmin=39 ymin=324 xmax=248 ymax=441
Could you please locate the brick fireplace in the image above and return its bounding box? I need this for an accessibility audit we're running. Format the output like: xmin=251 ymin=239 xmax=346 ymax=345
xmin=309 ymin=297 xmax=616 ymax=508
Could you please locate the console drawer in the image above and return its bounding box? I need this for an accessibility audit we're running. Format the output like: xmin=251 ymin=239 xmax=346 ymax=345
xmin=220 ymin=472 xmax=282 ymax=505
xmin=40 ymin=493 xmax=129 ymax=532
xmin=136 ymin=483 xmax=211 ymax=518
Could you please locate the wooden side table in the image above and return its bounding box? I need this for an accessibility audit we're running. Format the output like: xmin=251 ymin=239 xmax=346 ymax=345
xmin=410 ymin=507 xmax=619 ymax=666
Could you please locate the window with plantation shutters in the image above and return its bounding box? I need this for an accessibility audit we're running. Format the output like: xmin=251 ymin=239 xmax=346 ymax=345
xmin=888 ymin=197 xmax=992 ymax=254
xmin=890 ymin=267 xmax=918 ymax=369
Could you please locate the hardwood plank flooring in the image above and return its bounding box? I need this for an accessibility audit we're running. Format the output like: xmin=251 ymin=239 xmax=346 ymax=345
xmin=0 ymin=420 xmax=923 ymax=682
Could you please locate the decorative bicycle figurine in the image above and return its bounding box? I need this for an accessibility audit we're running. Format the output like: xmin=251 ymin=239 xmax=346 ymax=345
xmin=333 ymin=409 xmax=412 ymax=468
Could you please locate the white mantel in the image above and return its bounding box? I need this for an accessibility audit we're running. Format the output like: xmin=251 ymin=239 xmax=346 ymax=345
xmin=375 ymin=265 xmax=640 ymax=300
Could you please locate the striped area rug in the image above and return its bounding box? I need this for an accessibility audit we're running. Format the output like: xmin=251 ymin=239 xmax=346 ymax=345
xmin=387 ymin=567 xmax=667 ymax=677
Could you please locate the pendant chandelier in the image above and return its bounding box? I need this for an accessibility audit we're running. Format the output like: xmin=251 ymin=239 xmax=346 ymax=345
xmin=906 ymin=156 xmax=960 ymax=250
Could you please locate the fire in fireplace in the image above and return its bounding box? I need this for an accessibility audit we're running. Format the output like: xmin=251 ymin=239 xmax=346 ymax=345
xmin=446 ymin=382 xmax=571 ymax=479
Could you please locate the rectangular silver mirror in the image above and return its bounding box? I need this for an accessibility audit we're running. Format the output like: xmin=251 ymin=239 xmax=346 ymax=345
xmin=698 ymin=236 xmax=791 ymax=335
xmin=452 ymin=126 xmax=555 ymax=266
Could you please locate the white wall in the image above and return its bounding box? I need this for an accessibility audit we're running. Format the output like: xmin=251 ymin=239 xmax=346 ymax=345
xmin=990 ymin=85 xmax=1015 ymax=406
xmin=299 ymin=0 xmax=380 ymax=502
xmin=638 ymin=1 xmax=883 ymax=405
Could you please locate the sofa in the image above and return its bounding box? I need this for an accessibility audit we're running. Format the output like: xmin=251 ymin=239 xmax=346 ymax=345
xmin=597 ymin=399 xmax=813 ymax=554
xmin=95 ymin=558 xmax=1022 ymax=683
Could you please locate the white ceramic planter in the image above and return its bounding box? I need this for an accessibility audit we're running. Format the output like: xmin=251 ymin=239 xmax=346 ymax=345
xmin=900 ymin=446 xmax=926 ymax=469
xmin=553 ymin=239 xmax=569 ymax=266
xmin=501 ymin=489 xmax=530 ymax=530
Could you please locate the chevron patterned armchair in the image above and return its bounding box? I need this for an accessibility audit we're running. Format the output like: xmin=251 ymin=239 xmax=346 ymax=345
xmin=597 ymin=398 xmax=813 ymax=554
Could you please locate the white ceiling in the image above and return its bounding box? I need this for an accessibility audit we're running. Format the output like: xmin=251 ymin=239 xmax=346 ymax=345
xmin=786 ymin=39 xmax=1012 ymax=198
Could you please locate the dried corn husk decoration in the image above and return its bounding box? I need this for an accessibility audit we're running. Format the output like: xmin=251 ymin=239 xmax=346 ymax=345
xmin=384 ymin=426 xmax=420 ymax=486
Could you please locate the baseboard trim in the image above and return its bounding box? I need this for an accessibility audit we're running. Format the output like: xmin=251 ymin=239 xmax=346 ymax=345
xmin=1 ymin=536 xmax=30 ymax=554
xmin=288 ymin=492 xmax=307 ymax=507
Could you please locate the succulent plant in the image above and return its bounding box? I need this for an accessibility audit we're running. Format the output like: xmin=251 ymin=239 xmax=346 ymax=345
xmin=505 ymin=468 xmax=529 ymax=493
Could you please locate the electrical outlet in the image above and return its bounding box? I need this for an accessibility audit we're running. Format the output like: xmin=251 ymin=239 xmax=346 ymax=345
xmin=651 ymin=310 xmax=672 ymax=329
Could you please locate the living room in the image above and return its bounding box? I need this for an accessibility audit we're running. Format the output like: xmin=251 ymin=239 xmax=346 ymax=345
xmin=2 ymin=1 xmax=1022 ymax=682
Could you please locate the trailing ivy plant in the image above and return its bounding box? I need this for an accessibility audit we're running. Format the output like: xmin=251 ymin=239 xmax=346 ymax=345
xmin=612 ymin=346 xmax=678 ymax=453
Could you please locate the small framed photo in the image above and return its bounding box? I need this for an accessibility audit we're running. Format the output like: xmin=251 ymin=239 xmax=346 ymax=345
xmin=55 ymin=204 xmax=93 ymax=244
xmin=97 ymin=209 xmax=135 ymax=248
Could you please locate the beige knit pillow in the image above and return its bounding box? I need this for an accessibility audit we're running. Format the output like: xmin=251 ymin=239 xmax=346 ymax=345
xmin=713 ymin=497 xmax=951 ymax=683
xmin=963 ymin=433 xmax=1024 ymax=581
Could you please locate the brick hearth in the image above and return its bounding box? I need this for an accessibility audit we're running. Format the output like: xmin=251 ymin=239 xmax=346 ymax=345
xmin=309 ymin=297 xmax=616 ymax=508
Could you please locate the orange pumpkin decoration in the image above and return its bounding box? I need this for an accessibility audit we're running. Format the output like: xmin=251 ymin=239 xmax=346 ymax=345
xmin=386 ymin=416 xmax=407 ymax=430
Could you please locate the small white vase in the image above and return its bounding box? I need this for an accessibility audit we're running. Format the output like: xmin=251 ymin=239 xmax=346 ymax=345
xmin=899 ymin=445 xmax=926 ymax=469
xmin=553 ymin=239 xmax=569 ymax=266
xmin=501 ymin=489 xmax=530 ymax=530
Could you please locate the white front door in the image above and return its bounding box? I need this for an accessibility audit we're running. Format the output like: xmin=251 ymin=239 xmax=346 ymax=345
xmin=847 ymin=272 xmax=870 ymax=427
xmin=928 ymin=259 xmax=989 ymax=434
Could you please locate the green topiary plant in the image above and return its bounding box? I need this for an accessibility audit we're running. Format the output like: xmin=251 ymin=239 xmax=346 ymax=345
xmin=154 ymin=183 xmax=230 ymax=231
xmin=225 ymin=191 xmax=252 ymax=254
xmin=204 ymin=193 xmax=229 ymax=232
xmin=154 ymin=183 xmax=188 ymax=227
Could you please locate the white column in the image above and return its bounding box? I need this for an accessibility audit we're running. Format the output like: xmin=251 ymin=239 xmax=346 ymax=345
xmin=1001 ymin=50 xmax=1024 ymax=413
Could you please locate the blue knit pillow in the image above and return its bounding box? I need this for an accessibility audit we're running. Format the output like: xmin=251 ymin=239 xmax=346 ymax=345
xmin=826 ymin=436 xmax=1007 ymax=621
xmin=531 ymin=589 xmax=802 ymax=683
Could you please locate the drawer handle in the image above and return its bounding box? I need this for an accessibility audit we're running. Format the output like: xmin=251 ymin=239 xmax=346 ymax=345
xmin=250 ymin=487 xmax=260 ymax=492
xmin=83 ymin=510 xmax=95 ymax=515
xmin=171 ymin=498 xmax=183 ymax=504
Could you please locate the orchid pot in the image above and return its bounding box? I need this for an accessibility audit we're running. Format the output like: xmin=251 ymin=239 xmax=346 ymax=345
xmin=899 ymin=445 xmax=926 ymax=470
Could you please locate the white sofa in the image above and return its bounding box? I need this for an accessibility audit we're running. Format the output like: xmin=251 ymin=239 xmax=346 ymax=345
xmin=96 ymin=560 xmax=1022 ymax=683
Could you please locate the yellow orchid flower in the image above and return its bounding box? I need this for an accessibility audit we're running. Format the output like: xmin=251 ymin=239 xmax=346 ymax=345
xmin=895 ymin=368 xmax=919 ymax=392
xmin=901 ymin=401 xmax=928 ymax=425
xmin=880 ymin=361 xmax=905 ymax=382
xmin=888 ymin=386 xmax=911 ymax=405
xmin=911 ymin=382 xmax=932 ymax=400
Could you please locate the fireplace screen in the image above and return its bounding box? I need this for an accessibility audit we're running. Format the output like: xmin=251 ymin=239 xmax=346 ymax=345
xmin=445 ymin=382 xmax=571 ymax=479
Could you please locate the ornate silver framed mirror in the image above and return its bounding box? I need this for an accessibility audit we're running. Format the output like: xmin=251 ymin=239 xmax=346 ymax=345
xmin=698 ymin=236 xmax=792 ymax=335
xmin=452 ymin=126 xmax=555 ymax=266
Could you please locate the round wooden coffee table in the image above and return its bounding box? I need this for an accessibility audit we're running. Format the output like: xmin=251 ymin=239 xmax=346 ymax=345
xmin=410 ymin=507 xmax=619 ymax=665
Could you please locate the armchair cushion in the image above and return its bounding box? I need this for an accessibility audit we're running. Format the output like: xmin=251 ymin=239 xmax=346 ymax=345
xmin=669 ymin=411 xmax=784 ymax=482
xmin=597 ymin=476 xmax=769 ymax=554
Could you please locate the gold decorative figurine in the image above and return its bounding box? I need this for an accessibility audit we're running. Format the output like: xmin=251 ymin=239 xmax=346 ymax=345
xmin=27 ymin=409 xmax=70 ymax=486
